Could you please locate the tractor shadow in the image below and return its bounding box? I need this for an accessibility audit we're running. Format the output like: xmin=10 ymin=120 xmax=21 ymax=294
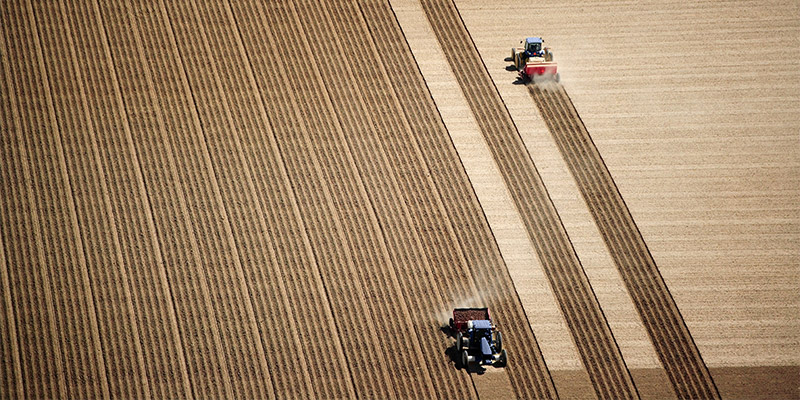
xmin=440 ymin=324 xmax=488 ymax=375
xmin=505 ymin=64 xmax=529 ymax=85
xmin=512 ymin=77 xmax=530 ymax=85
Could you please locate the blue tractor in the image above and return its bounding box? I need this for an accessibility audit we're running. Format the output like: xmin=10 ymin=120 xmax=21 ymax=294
xmin=452 ymin=308 xmax=507 ymax=368
xmin=511 ymin=37 xmax=553 ymax=68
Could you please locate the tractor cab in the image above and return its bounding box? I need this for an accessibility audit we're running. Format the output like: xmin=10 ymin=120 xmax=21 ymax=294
xmin=524 ymin=37 xmax=543 ymax=57
xmin=510 ymin=36 xmax=558 ymax=81
xmin=468 ymin=320 xmax=495 ymax=359
xmin=450 ymin=309 xmax=507 ymax=369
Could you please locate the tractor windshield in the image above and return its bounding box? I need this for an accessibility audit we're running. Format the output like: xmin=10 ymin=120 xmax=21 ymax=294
xmin=527 ymin=42 xmax=541 ymax=53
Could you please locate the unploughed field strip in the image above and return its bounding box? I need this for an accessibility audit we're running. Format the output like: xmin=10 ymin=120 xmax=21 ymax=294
xmin=418 ymin=0 xmax=640 ymax=398
xmin=529 ymin=82 xmax=720 ymax=399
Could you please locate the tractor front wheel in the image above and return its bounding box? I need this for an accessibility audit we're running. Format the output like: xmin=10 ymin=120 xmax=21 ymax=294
xmin=461 ymin=350 xmax=469 ymax=369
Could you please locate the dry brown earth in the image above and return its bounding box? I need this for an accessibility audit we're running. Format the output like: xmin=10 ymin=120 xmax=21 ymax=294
xmin=1 ymin=0 xmax=797 ymax=398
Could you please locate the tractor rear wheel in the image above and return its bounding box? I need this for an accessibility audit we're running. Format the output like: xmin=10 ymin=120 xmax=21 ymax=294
xmin=495 ymin=331 xmax=503 ymax=353
xmin=456 ymin=332 xmax=463 ymax=352
xmin=498 ymin=349 xmax=508 ymax=368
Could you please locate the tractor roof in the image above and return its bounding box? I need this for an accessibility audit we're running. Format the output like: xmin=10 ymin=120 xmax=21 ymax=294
xmin=472 ymin=320 xmax=492 ymax=330
xmin=526 ymin=37 xmax=543 ymax=44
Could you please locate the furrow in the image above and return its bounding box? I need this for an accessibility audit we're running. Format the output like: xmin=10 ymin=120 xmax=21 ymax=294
xmin=338 ymin=1 xmax=484 ymax=398
xmin=89 ymin=0 xmax=194 ymax=397
xmin=0 ymin=27 xmax=23 ymax=399
xmin=273 ymin=2 xmax=409 ymax=397
xmin=33 ymin=1 xmax=155 ymax=397
xmin=222 ymin=0 xmax=356 ymax=397
xmin=292 ymin=0 xmax=444 ymax=397
xmin=193 ymin=0 xmax=320 ymax=396
xmin=163 ymin=0 xmax=317 ymax=396
xmin=0 ymin=75 xmax=24 ymax=398
xmin=154 ymin=1 xmax=278 ymax=397
xmin=418 ymin=0 xmax=639 ymax=397
xmin=7 ymin=1 xmax=111 ymax=397
xmin=101 ymin=0 xmax=236 ymax=396
xmin=232 ymin=1 xmax=393 ymax=398
xmin=0 ymin=14 xmax=67 ymax=399
xmin=529 ymin=82 xmax=720 ymax=399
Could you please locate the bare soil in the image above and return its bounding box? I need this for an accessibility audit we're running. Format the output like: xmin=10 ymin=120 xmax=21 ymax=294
xmin=1 ymin=0 xmax=796 ymax=398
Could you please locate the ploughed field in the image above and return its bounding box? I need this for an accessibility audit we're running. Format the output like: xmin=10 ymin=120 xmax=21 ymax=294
xmin=1 ymin=0 xmax=797 ymax=399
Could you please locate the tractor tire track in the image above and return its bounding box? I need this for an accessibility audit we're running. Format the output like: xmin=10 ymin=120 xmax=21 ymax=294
xmin=30 ymin=1 xmax=153 ymax=397
xmin=358 ymin=1 xmax=558 ymax=398
xmin=65 ymin=0 xmax=194 ymax=396
xmin=529 ymin=82 xmax=720 ymax=399
xmin=3 ymin=2 xmax=111 ymax=398
xmin=419 ymin=0 xmax=638 ymax=398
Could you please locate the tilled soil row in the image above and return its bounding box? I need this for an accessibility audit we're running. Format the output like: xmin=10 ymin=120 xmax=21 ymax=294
xmin=0 ymin=230 xmax=21 ymax=399
xmin=1 ymin=21 xmax=64 ymax=400
xmin=160 ymin=0 xmax=329 ymax=397
xmin=529 ymin=82 xmax=720 ymax=399
xmin=63 ymin=0 xmax=201 ymax=396
xmin=312 ymin=0 xmax=484 ymax=397
xmin=233 ymin=1 xmax=423 ymax=398
xmin=360 ymin=0 xmax=557 ymax=398
xmin=182 ymin=0 xmax=363 ymax=397
xmin=101 ymin=1 xmax=248 ymax=397
xmin=25 ymin=1 xmax=155 ymax=397
xmin=419 ymin=0 xmax=638 ymax=398
xmin=1 ymin=2 xmax=110 ymax=398
xmin=5 ymin=1 xmax=197 ymax=398
xmin=224 ymin=1 xmax=358 ymax=397
xmin=120 ymin=1 xmax=293 ymax=397
xmin=268 ymin=1 xmax=442 ymax=397
xmin=296 ymin=0 xmax=466 ymax=397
